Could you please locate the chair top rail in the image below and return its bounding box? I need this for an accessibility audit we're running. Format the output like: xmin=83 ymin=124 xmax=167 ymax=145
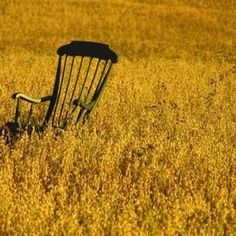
xmin=57 ymin=41 xmax=118 ymax=63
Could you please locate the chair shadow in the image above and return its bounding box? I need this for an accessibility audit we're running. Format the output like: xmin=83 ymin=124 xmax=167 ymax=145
xmin=0 ymin=121 xmax=36 ymax=146
xmin=0 ymin=121 xmax=65 ymax=147
xmin=0 ymin=122 xmax=21 ymax=145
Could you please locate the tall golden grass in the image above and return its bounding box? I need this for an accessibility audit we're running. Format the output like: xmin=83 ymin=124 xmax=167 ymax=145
xmin=0 ymin=0 xmax=236 ymax=234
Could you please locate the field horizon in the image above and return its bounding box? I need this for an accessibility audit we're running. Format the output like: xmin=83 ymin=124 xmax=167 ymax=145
xmin=0 ymin=0 xmax=236 ymax=235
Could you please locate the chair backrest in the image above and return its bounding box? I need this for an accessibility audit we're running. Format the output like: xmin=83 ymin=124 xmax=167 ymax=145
xmin=43 ymin=41 xmax=118 ymax=129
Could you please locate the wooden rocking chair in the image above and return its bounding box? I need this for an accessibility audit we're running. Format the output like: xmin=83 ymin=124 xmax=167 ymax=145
xmin=11 ymin=41 xmax=118 ymax=133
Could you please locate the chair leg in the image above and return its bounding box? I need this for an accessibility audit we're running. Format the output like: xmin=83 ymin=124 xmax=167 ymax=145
xmin=15 ymin=98 xmax=22 ymax=131
xmin=85 ymin=102 xmax=97 ymax=121
xmin=24 ymin=103 xmax=34 ymax=133
xmin=76 ymin=108 xmax=87 ymax=125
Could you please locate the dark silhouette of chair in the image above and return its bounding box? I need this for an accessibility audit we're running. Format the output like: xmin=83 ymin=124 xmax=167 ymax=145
xmin=11 ymin=41 xmax=118 ymax=132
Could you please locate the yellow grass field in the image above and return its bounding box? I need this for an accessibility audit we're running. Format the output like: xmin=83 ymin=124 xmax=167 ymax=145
xmin=1 ymin=0 xmax=236 ymax=234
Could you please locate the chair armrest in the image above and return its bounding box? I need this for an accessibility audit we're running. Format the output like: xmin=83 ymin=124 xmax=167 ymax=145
xmin=12 ymin=93 xmax=52 ymax=104
xmin=73 ymin=98 xmax=96 ymax=110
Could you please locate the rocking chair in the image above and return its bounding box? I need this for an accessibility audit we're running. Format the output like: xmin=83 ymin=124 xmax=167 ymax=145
xmin=12 ymin=41 xmax=118 ymax=132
